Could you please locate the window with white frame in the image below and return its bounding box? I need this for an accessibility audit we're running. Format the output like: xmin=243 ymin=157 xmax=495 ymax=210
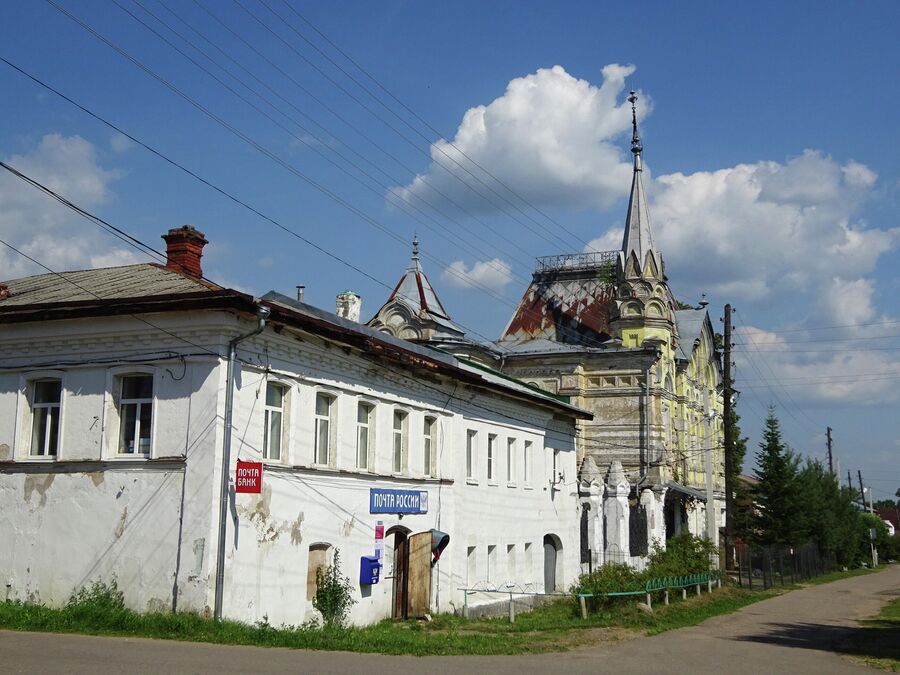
xmin=487 ymin=433 xmax=497 ymax=483
xmin=314 ymin=392 xmax=334 ymax=465
xmin=392 ymin=410 xmax=408 ymax=473
xmin=506 ymin=437 xmax=516 ymax=484
xmin=118 ymin=374 xmax=153 ymax=455
xmin=356 ymin=401 xmax=374 ymax=470
xmin=423 ymin=415 xmax=436 ymax=477
xmin=466 ymin=546 xmax=476 ymax=586
xmin=263 ymin=382 xmax=287 ymax=461
xmin=523 ymin=440 xmax=532 ymax=485
xmin=29 ymin=379 xmax=62 ymax=457
xmin=466 ymin=429 xmax=477 ymax=479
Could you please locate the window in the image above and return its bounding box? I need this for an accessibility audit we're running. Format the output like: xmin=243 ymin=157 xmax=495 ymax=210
xmin=306 ymin=543 xmax=332 ymax=601
xmin=118 ymin=375 xmax=153 ymax=455
xmin=523 ymin=441 xmax=532 ymax=485
xmin=507 ymin=544 xmax=516 ymax=583
xmin=524 ymin=543 xmax=533 ymax=586
xmin=487 ymin=544 xmax=496 ymax=583
xmin=423 ymin=416 xmax=436 ymax=477
xmin=314 ymin=393 xmax=334 ymax=465
xmin=392 ymin=410 xmax=407 ymax=473
xmin=466 ymin=546 xmax=476 ymax=586
xmin=487 ymin=434 xmax=497 ymax=483
xmin=356 ymin=402 xmax=373 ymax=470
xmin=30 ymin=379 xmax=61 ymax=457
xmin=466 ymin=430 xmax=477 ymax=479
xmin=506 ymin=437 xmax=516 ymax=484
xmin=263 ymin=382 xmax=287 ymax=461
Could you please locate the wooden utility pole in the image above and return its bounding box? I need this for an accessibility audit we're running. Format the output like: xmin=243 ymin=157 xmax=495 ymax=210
xmin=847 ymin=470 xmax=853 ymax=492
xmin=858 ymin=470 xmax=867 ymax=511
xmin=826 ymin=427 xmax=833 ymax=475
xmin=723 ymin=304 xmax=735 ymax=570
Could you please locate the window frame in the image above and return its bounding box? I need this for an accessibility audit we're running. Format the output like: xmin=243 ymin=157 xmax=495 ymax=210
xmin=423 ymin=415 xmax=437 ymax=477
xmin=506 ymin=437 xmax=516 ymax=486
xmin=102 ymin=366 xmax=158 ymax=460
xmin=356 ymin=400 xmax=375 ymax=471
xmin=392 ymin=409 xmax=408 ymax=474
xmin=466 ymin=429 xmax=477 ymax=482
xmin=523 ymin=440 xmax=532 ymax=487
xmin=487 ymin=433 xmax=497 ymax=485
xmin=313 ymin=391 xmax=336 ymax=466
xmin=263 ymin=380 xmax=289 ymax=462
xmin=17 ymin=371 xmax=67 ymax=461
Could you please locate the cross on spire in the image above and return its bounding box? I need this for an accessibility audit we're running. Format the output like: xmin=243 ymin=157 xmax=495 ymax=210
xmin=628 ymin=90 xmax=643 ymax=168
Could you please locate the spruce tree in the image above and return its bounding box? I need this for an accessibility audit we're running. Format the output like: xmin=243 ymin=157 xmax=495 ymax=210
xmin=751 ymin=408 xmax=801 ymax=546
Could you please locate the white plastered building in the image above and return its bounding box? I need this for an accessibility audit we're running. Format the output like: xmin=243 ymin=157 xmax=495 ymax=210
xmin=0 ymin=227 xmax=590 ymax=625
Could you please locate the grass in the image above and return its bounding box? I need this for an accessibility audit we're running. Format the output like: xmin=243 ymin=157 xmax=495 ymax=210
xmin=0 ymin=568 xmax=879 ymax=656
xmin=844 ymin=595 xmax=900 ymax=671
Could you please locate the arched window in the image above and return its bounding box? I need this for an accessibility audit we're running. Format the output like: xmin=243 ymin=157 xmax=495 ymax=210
xmin=306 ymin=543 xmax=333 ymax=602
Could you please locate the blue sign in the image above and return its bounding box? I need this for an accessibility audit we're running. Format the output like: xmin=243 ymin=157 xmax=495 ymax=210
xmin=369 ymin=488 xmax=429 ymax=514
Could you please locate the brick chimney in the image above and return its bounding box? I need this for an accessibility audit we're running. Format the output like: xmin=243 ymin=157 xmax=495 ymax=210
xmin=162 ymin=225 xmax=208 ymax=279
xmin=0 ymin=283 xmax=10 ymax=300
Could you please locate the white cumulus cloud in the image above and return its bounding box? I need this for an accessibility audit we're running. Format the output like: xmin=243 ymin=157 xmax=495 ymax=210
xmin=441 ymin=258 xmax=514 ymax=293
xmin=0 ymin=134 xmax=137 ymax=280
xmin=392 ymin=64 xmax=643 ymax=214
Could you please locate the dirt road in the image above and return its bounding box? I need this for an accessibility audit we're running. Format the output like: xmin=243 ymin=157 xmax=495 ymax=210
xmin=2 ymin=566 xmax=897 ymax=674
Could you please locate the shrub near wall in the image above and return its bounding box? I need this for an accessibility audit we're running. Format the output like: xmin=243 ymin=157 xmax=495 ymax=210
xmin=573 ymin=535 xmax=717 ymax=614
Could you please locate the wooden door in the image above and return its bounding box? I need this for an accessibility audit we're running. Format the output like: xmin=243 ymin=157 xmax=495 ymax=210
xmin=392 ymin=533 xmax=409 ymax=619
xmin=543 ymin=535 xmax=557 ymax=592
xmin=406 ymin=531 xmax=432 ymax=618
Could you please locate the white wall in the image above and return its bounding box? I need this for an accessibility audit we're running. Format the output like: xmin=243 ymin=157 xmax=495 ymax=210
xmin=0 ymin=310 xmax=582 ymax=625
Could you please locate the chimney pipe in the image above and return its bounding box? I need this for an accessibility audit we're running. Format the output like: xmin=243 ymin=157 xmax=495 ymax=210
xmin=162 ymin=225 xmax=208 ymax=279
xmin=296 ymin=285 xmax=305 ymax=303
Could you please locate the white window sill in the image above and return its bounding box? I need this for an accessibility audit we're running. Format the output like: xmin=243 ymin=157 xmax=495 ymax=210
xmin=109 ymin=454 xmax=151 ymax=460
xmin=523 ymin=484 xmax=534 ymax=490
xmin=19 ymin=454 xmax=59 ymax=462
xmin=487 ymin=481 xmax=498 ymax=487
xmin=506 ymin=482 xmax=517 ymax=488
xmin=465 ymin=478 xmax=479 ymax=485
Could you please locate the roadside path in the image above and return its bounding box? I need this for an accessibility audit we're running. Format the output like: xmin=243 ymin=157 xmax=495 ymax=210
xmin=2 ymin=566 xmax=897 ymax=674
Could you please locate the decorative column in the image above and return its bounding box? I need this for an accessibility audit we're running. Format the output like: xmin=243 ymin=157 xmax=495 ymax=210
xmin=603 ymin=460 xmax=630 ymax=564
xmin=578 ymin=456 xmax=605 ymax=573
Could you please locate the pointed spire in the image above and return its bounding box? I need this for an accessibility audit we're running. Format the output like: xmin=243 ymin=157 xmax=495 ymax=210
xmin=412 ymin=233 xmax=419 ymax=260
xmin=621 ymin=90 xmax=658 ymax=277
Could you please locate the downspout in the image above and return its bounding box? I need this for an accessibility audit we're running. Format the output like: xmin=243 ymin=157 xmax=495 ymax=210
xmin=214 ymin=304 xmax=270 ymax=621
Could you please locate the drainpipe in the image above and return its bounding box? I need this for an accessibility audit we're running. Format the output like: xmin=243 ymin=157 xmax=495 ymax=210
xmin=214 ymin=304 xmax=270 ymax=621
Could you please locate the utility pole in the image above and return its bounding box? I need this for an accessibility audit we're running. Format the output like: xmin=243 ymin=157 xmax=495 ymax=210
xmin=858 ymin=470 xmax=867 ymax=511
xmin=847 ymin=470 xmax=853 ymax=492
xmin=826 ymin=427 xmax=833 ymax=475
xmin=723 ymin=304 xmax=735 ymax=571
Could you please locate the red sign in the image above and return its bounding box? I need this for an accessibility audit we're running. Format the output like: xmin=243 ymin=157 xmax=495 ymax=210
xmin=235 ymin=461 xmax=262 ymax=493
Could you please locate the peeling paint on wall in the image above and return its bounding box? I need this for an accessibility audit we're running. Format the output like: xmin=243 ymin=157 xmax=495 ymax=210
xmin=191 ymin=538 xmax=205 ymax=576
xmin=114 ymin=507 xmax=128 ymax=539
xmin=87 ymin=472 xmax=104 ymax=487
xmin=290 ymin=512 xmax=304 ymax=546
xmin=0 ymin=443 xmax=10 ymax=461
xmin=23 ymin=474 xmax=55 ymax=507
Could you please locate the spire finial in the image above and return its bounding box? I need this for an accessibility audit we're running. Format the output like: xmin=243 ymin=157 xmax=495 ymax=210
xmin=628 ymin=90 xmax=642 ymax=166
xmin=412 ymin=234 xmax=419 ymax=259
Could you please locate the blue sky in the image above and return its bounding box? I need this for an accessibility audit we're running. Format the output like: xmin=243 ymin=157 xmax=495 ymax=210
xmin=2 ymin=0 xmax=899 ymax=498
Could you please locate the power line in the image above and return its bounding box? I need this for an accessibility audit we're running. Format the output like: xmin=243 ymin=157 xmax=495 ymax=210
xmin=121 ymin=0 xmax=535 ymax=285
xmin=275 ymin=0 xmax=601 ymax=253
xmin=242 ymin=0 xmax=582 ymax=253
xmin=41 ymin=2 xmax=624 ymax=354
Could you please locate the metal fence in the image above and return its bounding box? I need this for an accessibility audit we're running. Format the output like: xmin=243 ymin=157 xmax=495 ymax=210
xmin=733 ymin=541 xmax=834 ymax=589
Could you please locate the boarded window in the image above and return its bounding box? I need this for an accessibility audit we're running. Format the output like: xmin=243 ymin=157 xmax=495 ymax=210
xmin=306 ymin=544 xmax=331 ymax=601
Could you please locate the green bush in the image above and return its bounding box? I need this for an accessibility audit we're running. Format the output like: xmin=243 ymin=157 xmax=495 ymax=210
xmin=312 ymin=549 xmax=356 ymax=627
xmin=644 ymin=534 xmax=716 ymax=578
xmin=571 ymin=563 xmax=644 ymax=611
xmin=66 ymin=579 xmax=124 ymax=611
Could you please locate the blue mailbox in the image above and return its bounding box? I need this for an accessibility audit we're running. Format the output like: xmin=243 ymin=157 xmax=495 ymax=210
xmin=360 ymin=555 xmax=381 ymax=585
